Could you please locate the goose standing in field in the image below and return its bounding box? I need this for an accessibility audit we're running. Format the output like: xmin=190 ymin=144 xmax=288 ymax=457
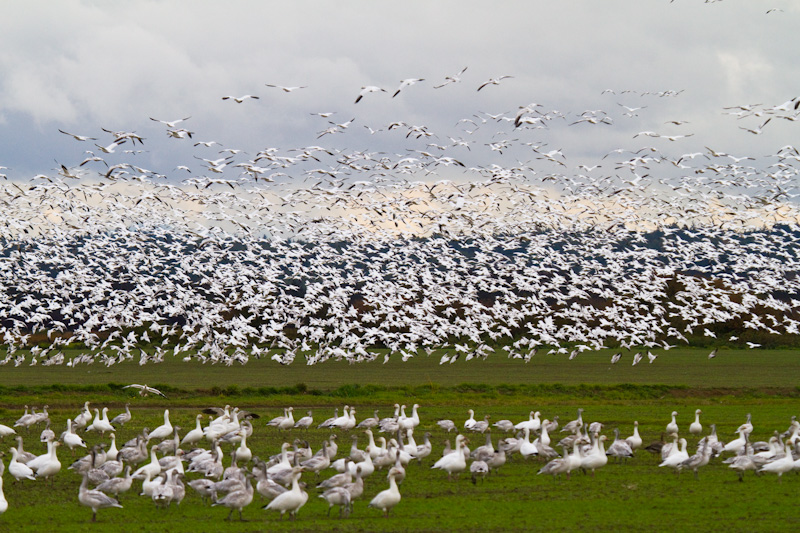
xmin=181 ymin=414 xmax=205 ymax=447
xmin=399 ymin=404 xmax=420 ymax=432
xmin=538 ymin=446 xmax=571 ymax=479
xmin=519 ymin=428 xmax=538 ymax=459
xmin=317 ymin=408 xmax=338 ymax=429
xmin=625 ymin=421 xmax=642 ymax=451
xmin=33 ymin=440 xmax=62 ymax=481
xmin=0 ymin=459 xmax=7 ymax=515
xmin=147 ymin=409 xmax=173 ymax=442
xmin=278 ymin=407 xmax=296 ymax=431
xmin=212 ymin=473 xmax=254 ymax=521
xmin=689 ymin=409 xmax=703 ymax=436
xmin=727 ymin=440 xmax=759 ymax=481
xmin=110 ymin=404 xmax=132 ymax=426
xmin=463 ymin=409 xmax=477 ymax=431
xmin=678 ymin=440 xmax=713 ymax=478
xmin=9 ymin=447 xmax=36 ymax=481
xmin=561 ymin=408 xmax=584 ymax=433
xmin=294 ymin=411 xmax=314 ymax=430
xmin=437 ymin=419 xmax=456 ymax=433
xmin=79 ymin=473 xmax=122 ymax=522
xmin=580 ymin=434 xmax=608 ymax=476
xmin=0 ymin=423 xmax=15 ymax=439
xmin=86 ymin=408 xmax=114 ymax=435
xmin=264 ymin=466 xmax=308 ymax=520
xmin=368 ymin=466 xmax=402 ymax=517
xmin=724 ymin=429 xmax=748 ymax=454
xmin=357 ymin=410 xmax=380 ymax=430
xmin=63 ymin=419 xmax=87 ymax=453
xmin=492 ymin=419 xmax=514 ymax=432
xmin=659 ymin=438 xmax=689 ymax=471
xmin=759 ymin=443 xmax=795 ymax=480
xmin=665 ymin=411 xmax=679 ymax=435
xmin=39 ymin=420 xmax=55 ymax=444
xmin=74 ymin=402 xmax=92 ymax=431
xmin=320 ymin=486 xmax=351 ymax=517
xmin=606 ymin=428 xmax=634 ymax=462
xmin=736 ymin=413 xmax=753 ymax=436
xmin=515 ymin=411 xmax=541 ymax=432
xmin=432 ymin=435 xmax=468 ymax=480
xmin=470 ymin=415 xmax=491 ymax=434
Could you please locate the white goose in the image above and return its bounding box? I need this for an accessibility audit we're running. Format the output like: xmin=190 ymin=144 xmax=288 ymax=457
xmin=33 ymin=441 xmax=61 ymax=480
xmin=9 ymin=447 xmax=36 ymax=481
xmin=580 ymin=434 xmax=608 ymax=476
xmin=264 ymin=466 xmax=308 ymax=520
xmin=399 ymin=404 xmax=420 ymax=431
xmin=147 ymin=409 xmax=173 ymax=442
xmin=181 ymin=414 xmax=205 ymax=446
xmin=665 ymin=411 xmax=679 ymax=435
xmin=724 ymin=429 xmax=748 ymax=454
xmin=368 ymin=466 xmax=402 ymax=517
xmin=0 ymin=459 xmax=7 ymax=515
xmin=432 ymin=435 xmax=468 ymax=480
xmin=62 ymin=419 xmax=87 ymax=452
xmin=463 ymin=410 xmax=477 ymax=430
xmin=625 ymin=421 xmax=643 ymax=450
xmin=659 ymin=438 xmax=689 ymax=470
xmin=86 ymin=408 xmax=115 ymax=435
xmin=689 ymin=409 xmax=703 ymax=436
xmin=519 ymin=428 xmax=538 ymax=458
xmin=760 ymin=443 xmax=795 ymax=480
xmin=515 ymin=411 xmax=541 ymax=432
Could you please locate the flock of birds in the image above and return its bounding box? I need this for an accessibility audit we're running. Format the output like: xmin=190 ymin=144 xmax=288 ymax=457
xmin=0 ymin=402 xmax=798 ymax=523
xmin=0 ymin=61 xmax=798 ymax=366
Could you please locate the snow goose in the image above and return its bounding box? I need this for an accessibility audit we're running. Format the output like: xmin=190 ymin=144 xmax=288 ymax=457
xmin=235 ymin=430 xmax=252 ymax=463
xmin=356 ymin=410 xmax=379 ymax=429
xmin=329 ymin=406 xmax=351 ymax=430
xmin=625 ymin=421 xmax=643 ymax=450
xmin=147 ymin=409 xmax=173 ymax=442
xmin=399 ymin=404 xmax=421 ymax=432
xmin=62 ymin=419 xmax=87 ymax=453
xmin=538 ymin=446 xmax=571 ymax=479
xmin=561 ymin=408 xmax=584 ymax=433
xmin=759 ymin=443 xmax=795 ymax=480
xmin=606 ymin=428 xmax=634 ymax=462
xmin=659 ymin=438 xmax=689 ymax=471
xmin=580 ymin=434 xmax=608 ymax=476
xmin=689 ymin=409 xmax=703 ymax=436
xmin=519 ymin=428 xmax=538 ymax=458
xmin=132 ymin=445 xmax=162 ymax=480
xmin=665 ymin=411 xmax=679 ymax=435
xmin=213 ymin=473 xmax=254 ymax=520
xmin=0 ymin=423 xmax=15 ymax=439
xmin=300 ymin=441 xmax=330 ymax=477
xmin=9 ymin=447 xmax=36 ymax=481
xmin=181 ymin=414 xmax=205 ymax=447
xmin=470 ymin=459 xmax=489 ymax=484
xmin=471 ymin=415 xmax=492 ymax=434
xmin=263 ymin=466 xmax=308 ymax=520
xmin=493 ymin=419 xmax=514 ymax=432
xmin=736 ymin=413 xmax=753 ymax=435
xmin=79 ymin=473 xmax=122 ymax=522
xmin=74 ymin=402 xmax=92 ymax=431
xmin=317 ymin=408 xmax=338 ymax=429
xmin=33 ymin=440 xmax=62 ymax=480
xmin=437 ymin=419 xmax=456 ymax=433
xmin=320 ymin=486 xmax=351 ymax=517
xmin=463 ymin=410 xmax=477 ymax=430
xmin=0 ymin=460 xmax=7 ymax=514
xmin=39 ymin=420 xmax=54 ymax=443
xmin=368 ymin=466 xmax=402 ymax=517
xmin=678 ymin=440 xmax=713 ymax=478
xmin=294 ymin=411 xmax=314 ymax=430
xmin=432 ymin=435 xmax=468 ymax=480
xmin=724 ymin=429 xmax=748 ymax=454
xmin=278 ymin=407 xmax=295 ymax=431
xmin=515 ymin=411 xmax=542 ymax=432
xmin=110 ymin=404 xmax=132 ymax=426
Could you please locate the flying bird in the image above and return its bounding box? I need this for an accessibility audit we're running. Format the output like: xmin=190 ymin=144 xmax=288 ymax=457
xmin=58 ymin=129 xmax=97 ymax=141
xmin=222 ymin=95 xmax=260 ymax=103
xmin=434 ymin=67 xmax=468 ymax=89
xmin=265 ymin=84 xmax=308 ymax=92
xmin=150 ymin=116 xmax=191 ymax=128
xmin=392 ymin=78 xmax=425 ymax=97
xmin=123 ymin=384 xmax=167 ymax=398
xmin=355 ymin=86 xmax=387 ymax=103
xmin=477 ymin=75 xmax=513 ymax=91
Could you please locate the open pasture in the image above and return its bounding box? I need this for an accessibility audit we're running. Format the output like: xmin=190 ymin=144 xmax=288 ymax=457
xmin=0 ymin=349 xmax=799 ymax=531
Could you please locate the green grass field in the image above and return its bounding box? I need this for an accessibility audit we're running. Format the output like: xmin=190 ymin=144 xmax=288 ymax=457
xmin=0 ymin=348 xmax=798 ymax=531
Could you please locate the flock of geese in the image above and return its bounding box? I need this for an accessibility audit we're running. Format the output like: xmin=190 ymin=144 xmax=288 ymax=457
xmin=0 ymin=63 xmax=798 ymax=366
xmin=0 ymin=403 xmax=798 ymax=523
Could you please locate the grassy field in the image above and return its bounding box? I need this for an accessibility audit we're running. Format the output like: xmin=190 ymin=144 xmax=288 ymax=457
xmin=0 ymin=348 xmax=798 ymax=531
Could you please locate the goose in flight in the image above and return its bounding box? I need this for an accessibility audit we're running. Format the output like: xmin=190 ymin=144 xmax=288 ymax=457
xmin=58 ymin=129 xmax=97 ymax=141
xmin=434 ymin=66 xmax=467 ymax=89
xmin=477 ymin=75 xmax=513 ymax=91
xmin=265 ymin=84 xmax=308 ymax=92
xmin=123 ymin=384 xmax=167 ymax=398
xmin=149 ymin=116 xmax=191 ymax=128
xmin=222 ymin=95 xmax=260 ymax=103
xmin=392 ymin=78 xmax=425 ymax=98
xmin=355 ymin=86 xmax=387 ymax=103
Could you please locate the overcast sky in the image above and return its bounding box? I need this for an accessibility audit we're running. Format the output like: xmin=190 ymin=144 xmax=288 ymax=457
xmin=1 ymin=1 xmax=798 ymax=183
